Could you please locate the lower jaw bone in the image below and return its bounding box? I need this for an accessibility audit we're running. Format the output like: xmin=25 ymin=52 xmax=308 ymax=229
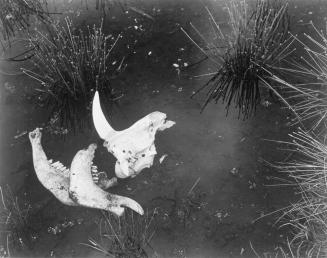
xmin=69 ymin=145 xmax=144 ymax=216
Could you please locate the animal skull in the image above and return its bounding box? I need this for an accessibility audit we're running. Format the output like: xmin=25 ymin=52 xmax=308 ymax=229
xmin=92 ymin=91 xmax=176 ymax=178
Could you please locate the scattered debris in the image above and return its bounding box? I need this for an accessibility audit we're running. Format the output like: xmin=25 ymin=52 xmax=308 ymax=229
xmin=159 ymin=154 xmax=168 ymax=164
xmin=128 ymin=6 xmax=155 ymax=21
xmin=4 ymin=82 xmax=16 ymax=94
xmin=230 ymin=167 xmax=239 ymax=175
xmin=76 ymin=218 xmax=84 ymax=225
xmin=261 ymin=100 xmax=272 ymax=107
xmin=14 ymin=131 xmax=27 ymax=139
xmin=248 ymin=180 xmax=256 ymax=190
xmin=36 ymin=113 xmax=69 ymax=136
xmin=214 ymin=210 xmax=229 ymax=222
xmin=0 ymin=245 xmax=8 ymax=257
xmin=47 ymin=218 xmax=83 ymax=235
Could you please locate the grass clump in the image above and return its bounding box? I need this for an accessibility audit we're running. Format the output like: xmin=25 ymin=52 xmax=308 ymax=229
xmin=23 ymin=18 xmax=121 ymax=131
xmin=272 ymin=129 xmax=327 ymax=257
xmin=182 ymin=0 xmax=296 ymax=118
xmin=0 ymin=185 xmax=34 ymax=256
xmin=82 ymin=209 xmax=156 ymax=258
xmin=0 ymin=0 xmax=50 ymax=49
xmin=285 ymin=22 xmax=327 ymax=131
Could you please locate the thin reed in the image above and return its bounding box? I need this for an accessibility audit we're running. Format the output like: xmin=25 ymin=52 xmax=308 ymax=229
xmin=273 ymin=129 xmax=327 ymax=257
xmin=23 ymin=18 xmax=120 ymax=131
xmin=183 ymin=0 xmax=294 ymax=118
xmin=82 ymin=209 xmax=156 ymax=257
xmin=285 ymin=22 xmax=327 ymax=131
xmin=250 ymin=239 xmax=312 ymax=258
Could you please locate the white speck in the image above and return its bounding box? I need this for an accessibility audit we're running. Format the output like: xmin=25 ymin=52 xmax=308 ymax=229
xmin=148 ymin=51 xmax=152 ymax=56
xmin=230 ymin=167 xmax=238 ymax=175
xmin=112 ymin=61 xmax=117 ymax=65
xmin=178 ymin=87 xmax=183 ymax=92
xmin=173 ymin=63 xmax=179 ymax=68
xmin=134 ymin=25 xmax=139 ymax=30
xmin=178 ymin=58 xmax=182 ymax=61
xmin=308 ymin=11 xmax=313 ymax=15
xmin=183 ymin=62 xmax=188 ymax=67
xmin=248 ymin=181 xmax=256 ymax=189
xmin=5 ymin=14 xmax=14 ymax=19
xmin=159 ymin=154 xmax=168 ymax=164
xmin=261 ymin=100 xmax=271 ymax=107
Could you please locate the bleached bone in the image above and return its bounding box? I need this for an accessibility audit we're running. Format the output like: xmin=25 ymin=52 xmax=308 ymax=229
xmin=92 ymin=91 xmax=175 ymax=179
xmin=69 ymin=144 xmax=144 ymax=216
xmin=29 ymin=128 xmax=115 ymax=208
xmin=29 ymin=128 xmax=77 ymax=206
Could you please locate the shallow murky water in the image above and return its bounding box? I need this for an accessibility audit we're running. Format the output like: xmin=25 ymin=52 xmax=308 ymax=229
xmin=1 ymin=0 xmax=327 ymax=257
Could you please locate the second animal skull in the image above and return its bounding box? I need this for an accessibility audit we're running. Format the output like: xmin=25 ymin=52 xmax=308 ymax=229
xmin=92 ymin=91 xmax=175 ymax=179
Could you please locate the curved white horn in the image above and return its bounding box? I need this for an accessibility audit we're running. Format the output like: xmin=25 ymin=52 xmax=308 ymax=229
xmin=92 ymin=91 xmax=116 ymax=140
xmin=119 ymin=196 xmax=144 ymax=215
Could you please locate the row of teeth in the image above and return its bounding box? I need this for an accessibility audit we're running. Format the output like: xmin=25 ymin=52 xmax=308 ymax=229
xmin=48 ymin=159 xmax=105 ymax=183
xmin=91 ymin=166 xmax=108 ymax=181
xmin=49 ymin=159 xmax=69 ymax=174
xmin=91 ymin=165 xmax=99 ymax=181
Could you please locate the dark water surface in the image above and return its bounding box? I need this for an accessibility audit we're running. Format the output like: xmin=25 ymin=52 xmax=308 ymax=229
xmin=1 ymin=0 xmax=327 ymax=257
